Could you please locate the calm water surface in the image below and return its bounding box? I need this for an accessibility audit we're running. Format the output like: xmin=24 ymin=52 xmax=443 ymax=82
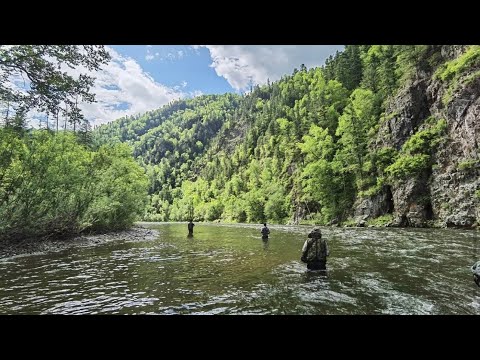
xmin=0 ymin=223 xmax=479 ymax=314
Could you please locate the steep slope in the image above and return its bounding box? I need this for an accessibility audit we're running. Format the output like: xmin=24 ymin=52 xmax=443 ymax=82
xmin=355 ymin=45 xmax=480 ymax=227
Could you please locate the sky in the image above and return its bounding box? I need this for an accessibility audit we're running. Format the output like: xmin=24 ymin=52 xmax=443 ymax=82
xmin=33 ymin=45 xmax=346 ymax=127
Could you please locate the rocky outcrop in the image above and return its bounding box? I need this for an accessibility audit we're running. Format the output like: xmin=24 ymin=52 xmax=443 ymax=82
xmin=440 ymin=45 xmax=469 ymax=62
xmin=429 ymin=75 xmax=480 ymax=228
xmin=390 ymin=171 xmax=433 ymax=227
xmin=377 ymin=79 xmax=431 ymax=150
xmin=356 ymin=45 xmax=480 ymax=228
xmin=353 ymin=186 xmax=394 ymax=225
xmin=372 ymin=77 xmax=436 ymax=227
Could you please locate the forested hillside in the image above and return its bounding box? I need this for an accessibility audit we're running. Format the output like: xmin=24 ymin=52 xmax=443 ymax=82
xmin=95 ymin=45 xmax=480 ymax=228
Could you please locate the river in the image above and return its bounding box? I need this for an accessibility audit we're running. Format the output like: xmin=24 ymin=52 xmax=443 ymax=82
xmin=0 ymin=223 xmax=479 ymax=314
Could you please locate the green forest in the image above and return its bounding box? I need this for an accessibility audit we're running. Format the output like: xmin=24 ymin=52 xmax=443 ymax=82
xmin=95 ymin=45 xmax=479 ymax=227
xmin=2 ymin=45 xmax=480 ymax=242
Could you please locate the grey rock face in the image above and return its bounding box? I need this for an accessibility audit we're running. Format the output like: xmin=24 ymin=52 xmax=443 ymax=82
xmin=354 ymin=186 xmax=394 ymax=225
xmin=384 ymin=80 xmax=431 ymax=151
xmin=356 ymin=46 xmax=480 ymax=228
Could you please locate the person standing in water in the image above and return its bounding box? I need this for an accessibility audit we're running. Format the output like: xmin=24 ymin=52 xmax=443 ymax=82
xmin=188 ymin=220 xmax=195 ymax=236
xmin=301 ymin=228 xmax=329 ymax=270
xmin=261 ymin=223 xmax=270 ymax=239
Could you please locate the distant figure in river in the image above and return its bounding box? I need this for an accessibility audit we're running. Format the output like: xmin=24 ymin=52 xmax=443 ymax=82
xmin=472 ymin=261 xmax=480 ymax=287
xmin=261 ymin=223 xmax=270 ymax=239
xmin=301 ymin=228 xmax=329 ymax=271
xmin=188 ymin=220 xmax=195 ymax=236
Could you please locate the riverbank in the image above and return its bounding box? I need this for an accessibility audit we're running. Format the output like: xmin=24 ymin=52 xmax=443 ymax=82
xmin=0 ymin=225 xmax=159 ymax=259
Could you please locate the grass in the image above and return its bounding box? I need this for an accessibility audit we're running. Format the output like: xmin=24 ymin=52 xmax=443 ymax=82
xmin=366 ymin=214 xmax=393 ymax=227
xmin=435 ymin=45 xmax=480 ymax=82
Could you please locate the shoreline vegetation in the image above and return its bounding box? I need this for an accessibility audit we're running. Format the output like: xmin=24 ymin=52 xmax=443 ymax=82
xmin=0 ymin=225 xmax=159 ymax=260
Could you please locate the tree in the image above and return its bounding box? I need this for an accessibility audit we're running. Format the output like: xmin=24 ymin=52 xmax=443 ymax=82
xmin=336 ymin=88 xmax=379 ymax=178
xmin=0 ymin=45 xmax=110 ymax=125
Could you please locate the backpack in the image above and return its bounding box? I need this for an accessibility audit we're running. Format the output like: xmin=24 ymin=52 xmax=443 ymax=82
xmin=302 ymin=238 xmax=326 ymax=263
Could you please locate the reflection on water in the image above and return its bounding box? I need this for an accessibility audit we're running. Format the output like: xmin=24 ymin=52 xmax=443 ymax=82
xmin=0 ymin=223 xmax=479 ymax=314
xmin=262 ymin=237 xmax=269 ymax=251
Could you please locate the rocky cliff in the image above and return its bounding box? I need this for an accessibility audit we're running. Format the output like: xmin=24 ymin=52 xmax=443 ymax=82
xmin=355 ymin=45 xmax=480 ymax=228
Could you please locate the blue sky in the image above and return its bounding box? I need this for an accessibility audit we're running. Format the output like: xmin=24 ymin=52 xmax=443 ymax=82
xmin=112 ymin=45 xmax=233 ymax=95
xmin=76 ymin=45 xmax=345 ymax=126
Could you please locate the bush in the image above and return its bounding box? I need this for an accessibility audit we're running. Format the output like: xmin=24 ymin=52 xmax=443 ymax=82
xmin=385 ymin=154 xmax=430 ymax=179
xmin=385 ymin=118 xmax=446 ymax=181
xmin=457 ymin=159 xmax=478 ymax=171
xmin=0 ymin=130 xmax=148 ymax=240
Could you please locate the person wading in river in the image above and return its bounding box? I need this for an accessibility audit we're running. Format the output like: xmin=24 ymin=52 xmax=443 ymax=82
xmin=261 ymin=223 xmax=270 ymax=239
xmin=188 ymin=220 xmax=195 ymax=236
xmin=301 ymin=228 xmax=329 ymax=271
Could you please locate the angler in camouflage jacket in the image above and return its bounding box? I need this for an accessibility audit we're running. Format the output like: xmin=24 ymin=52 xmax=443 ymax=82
xmin=301 ymin=228 xmax=329 ymax=270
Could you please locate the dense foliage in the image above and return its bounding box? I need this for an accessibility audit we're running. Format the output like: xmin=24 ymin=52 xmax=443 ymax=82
xmin=0 ymin=128 xmax=148 ymax=240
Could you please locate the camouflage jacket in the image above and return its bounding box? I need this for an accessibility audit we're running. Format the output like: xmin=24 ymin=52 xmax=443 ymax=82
xmin=302 ymin=237 xmax=329 ymax=263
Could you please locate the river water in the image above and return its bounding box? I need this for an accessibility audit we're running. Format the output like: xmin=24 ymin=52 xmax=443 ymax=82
xmin=0 ymin=223 xmax=479 ymax=314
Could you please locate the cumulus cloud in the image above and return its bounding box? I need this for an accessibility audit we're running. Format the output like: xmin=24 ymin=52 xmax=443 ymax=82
xmin=53 ymin=47 xmax=186 ymax=126
xmin=196 ymin=45 xmax=344 ymax=91
xmin=78 ymin=47 xmax=186 ymax=125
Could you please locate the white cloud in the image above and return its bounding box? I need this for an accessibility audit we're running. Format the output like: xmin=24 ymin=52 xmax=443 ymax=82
xmin=181 ymin=80 xmax=188 ymax=88
xmin=145 ymin=46 xmax=160 ymax=62
xmin=77 ymin=47 xmax=187 ymax=125
xmin=196 ymin=45 xmax=344 ymax=91
xmin=157 ymin=49 xmax=187 ymax=62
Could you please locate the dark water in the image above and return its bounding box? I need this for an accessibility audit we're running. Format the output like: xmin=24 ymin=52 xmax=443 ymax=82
xmin=0 ymin=223 xmax=479 ymax=314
